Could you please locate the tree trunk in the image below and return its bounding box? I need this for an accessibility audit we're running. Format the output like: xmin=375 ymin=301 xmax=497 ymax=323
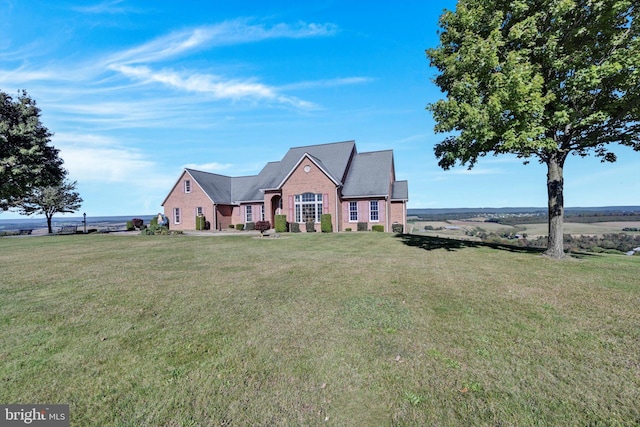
xmin=545 ymin=153 xmax=566 ymax=258
xmin=46 ymin=214 xmax=53 ymax=234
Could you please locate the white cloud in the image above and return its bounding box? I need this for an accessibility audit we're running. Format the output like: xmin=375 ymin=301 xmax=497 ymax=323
xmin=106 ymin=19 xmax=338 ymax=66
xmin=184 ymin=162 xmax=233 ymax=173
xmin=53 ymin=133 xmax=168 ymax=187
xmin=109 ymin=64 xmax=317 ymax=108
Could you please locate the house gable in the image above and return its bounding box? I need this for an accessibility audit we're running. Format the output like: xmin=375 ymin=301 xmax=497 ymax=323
xmin=161 ymin=140 xmax=408 ymax=232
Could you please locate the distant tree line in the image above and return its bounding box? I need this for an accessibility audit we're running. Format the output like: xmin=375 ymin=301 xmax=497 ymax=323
xmin=479 ymin=232 xmax=640 ymax=254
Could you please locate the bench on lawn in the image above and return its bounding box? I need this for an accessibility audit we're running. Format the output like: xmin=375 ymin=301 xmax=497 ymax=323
xmin=18 ymin=229 xmax=32 ymax=235
xmin=58 ymin=225 xmax=77 ymax=235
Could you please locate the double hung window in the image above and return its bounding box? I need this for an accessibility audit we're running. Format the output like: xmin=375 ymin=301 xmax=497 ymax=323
xmin=370 ymin=201 xmax=379 ymax=222
xmin=349 ymin=201 xmax=358 ymax=222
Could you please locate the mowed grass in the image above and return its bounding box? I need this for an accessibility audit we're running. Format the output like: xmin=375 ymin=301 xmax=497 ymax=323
xmin=0 ymin=233 xmax=638 ymax=426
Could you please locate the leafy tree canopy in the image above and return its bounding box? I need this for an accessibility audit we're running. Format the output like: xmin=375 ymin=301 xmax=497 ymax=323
xmin=427 ymin=0 xmax=639 ymax=257
xmin=18 ymin=178 xmax=83 ymax=234
xmin=0 ymin=90 xmax=65 ymax=211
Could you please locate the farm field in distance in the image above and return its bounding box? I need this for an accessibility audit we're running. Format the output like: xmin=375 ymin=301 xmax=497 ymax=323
xmin=409 ymin=219 xmax=640 ymax=240
xmin=1 ymin=232 xmax=638 ymax=425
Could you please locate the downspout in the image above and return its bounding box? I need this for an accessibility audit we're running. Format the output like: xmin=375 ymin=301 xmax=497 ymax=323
xmin=386 ymin=196 xmax=390 ymax=232
xmin=335 ymin=187 xmax=340 ymax=232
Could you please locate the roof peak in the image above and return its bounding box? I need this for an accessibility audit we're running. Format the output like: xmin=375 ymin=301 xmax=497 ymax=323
xmin=289 ymin=140 xmax=355 ymax=150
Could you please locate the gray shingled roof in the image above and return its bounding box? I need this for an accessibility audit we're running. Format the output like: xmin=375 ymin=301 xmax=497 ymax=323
xmin=342 ymin=150 xmax=393 ymax=197
xmin=179 ymin=140 xmax=406 ymax=205
xmin=392 ymin=180 xmax=409 ymax=201
xmin=186 ymin=169 xmax=232 ymax=203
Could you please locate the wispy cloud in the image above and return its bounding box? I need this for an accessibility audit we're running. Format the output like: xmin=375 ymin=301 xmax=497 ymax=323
xmin=73 ymin=0 xmax=141 ymax=15
xmin=110 ymin=64 xmax=316 ymax=108
xmin=281 ymin=76 xmax=374 ymax=91
xmin=184 ymin=162 xmax=233 ymax=173
xmin=53 ymin=133 xmax=160 ymax=183
xmin=106 ymin=19 xmax=338 ymax=66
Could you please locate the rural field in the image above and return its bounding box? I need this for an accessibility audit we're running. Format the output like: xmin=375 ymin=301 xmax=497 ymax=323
xmin=1 ymin=232 xmax=638 ymax=426
xmin=410 ymin=220 xmax=640 ymax=239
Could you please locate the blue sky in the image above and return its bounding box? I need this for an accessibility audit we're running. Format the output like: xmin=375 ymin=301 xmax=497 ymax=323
xmin=1 ymin=0 xmax=638 ymax=219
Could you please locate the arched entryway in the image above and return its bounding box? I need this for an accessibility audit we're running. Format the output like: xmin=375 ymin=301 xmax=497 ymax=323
xmin=269 ymin=194 xmax=282 ymax=227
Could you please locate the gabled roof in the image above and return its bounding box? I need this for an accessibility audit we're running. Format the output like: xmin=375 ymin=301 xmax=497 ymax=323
xmin=164 ymin=140 xmax=407 ymax=205
xmin=342 ymin=150 xmax=394 ymax=197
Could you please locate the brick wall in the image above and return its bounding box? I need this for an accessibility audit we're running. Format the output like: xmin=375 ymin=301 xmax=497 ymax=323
xmin=281 ymin=157 xmax=338 ymax=232
xmin=163 ymin=171 xmax=214 ymax=230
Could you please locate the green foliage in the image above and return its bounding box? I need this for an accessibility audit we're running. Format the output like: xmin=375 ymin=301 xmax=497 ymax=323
xmin=17 ymin=178 xmax=82 ymax=233
xmin=245 ymin=221 xmax=255 ymax=231
xmin=126 ymin=220 xmax=134 ymax=231
xmin=372 ymin=225 xmax=384 ymax=232
xmin=321 ymin=214 xmax=332 ymax=232
xmin=235 ymin=224 xmax=244 ymax=231
xmin=141 ymin=225 xmax=182 ymax=235
xmin=290 ymin=222 xmax=300 ymax=233
xmin=344 ymin=227 xmax=352 ymax=232
xmin=305 ymin=221 xmax=316 ymax=232
xmin=426 ymin=0 xmax=640 ymax=258
xmin=228 ymin=224 xmax=235 ymax=229
xmin=274 ymin=215 xmax=287 ymax=232
xmin=150 ymin=216 xmax=158 ymax=227
xmin=196 ymin=215 xmax=206 ymax=231
xmin=357 ymin=222 xmax=368 ymax=232
xmin=0 ymin=90 xmax=65 ymax=211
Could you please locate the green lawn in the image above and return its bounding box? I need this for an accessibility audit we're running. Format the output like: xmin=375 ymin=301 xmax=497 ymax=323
xmin=1 ymin=233 xmax=638 ymax=426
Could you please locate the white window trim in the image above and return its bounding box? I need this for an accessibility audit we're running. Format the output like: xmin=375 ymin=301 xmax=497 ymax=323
xmin=196 ymin=207 xmax=204 ymax=217
xmin=295 ymin=193 xmax=323 ymax=223
xmin=349 ymin=201 xmax=358 ymax=222
xmin=173 ymin=207 xmax=181 ymax=224
xmin=245 ymin=205 xmax=253 ymax=222
xmin=184 ymin=180 xmax=191 ymax=193
xmin=370 ymin=200 xmax=379 ymax=222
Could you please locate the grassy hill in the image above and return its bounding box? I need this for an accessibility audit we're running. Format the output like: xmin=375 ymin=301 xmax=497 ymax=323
xmin=1 ymin=233 xmax=638 ymax=425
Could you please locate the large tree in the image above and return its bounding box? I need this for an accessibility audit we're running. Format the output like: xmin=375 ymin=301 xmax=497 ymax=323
xmin=426 ymin=0 xmax=639 ymax=258
xmin=1 ymin=90 xmax=65 ymax=211
xmin=18 ymin=178 xmax=83 ymax=234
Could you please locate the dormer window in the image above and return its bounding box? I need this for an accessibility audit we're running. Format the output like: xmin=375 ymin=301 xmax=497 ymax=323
xmin=184 ymin=180 xmax=191 ymax=193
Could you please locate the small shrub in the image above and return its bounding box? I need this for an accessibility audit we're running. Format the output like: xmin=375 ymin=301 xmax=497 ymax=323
xmin=345 ymin=227 xmax=352 ymax=232
xmin=236 ymin=224 xmax=245 ymax=231
xmin=229 ymin=224 xmax=235 ymax=229
xmin=245 ymin=221 xmax=255 ymax=231
xmin=321 ymin=214 xmax=332 ymax=232
xmin=132 ymin=218 xmax=144 ymax=229
xmin=372 ymin=225 xmax=384 ymax=232
xmin=126 ymin=220 xmax=134 ymax=231
xmin=392 ymin=223 xmax=404 ymax=233
xmin=196 ymin=215 xmax=206 ymax=230
xmin=290 ymin=222 xmax=300 ymax=233
xmin=150 ymin=216 xmax=158 ymax=227
xmin=255 ymin=220 xmax=271 ymax=234
xmin=275 ymin=215 xmax=287 ymax=232
xmin=141 ymin=225 xmax=183 ymax=236
xmin=306 ymin=221 xmax=316 ymax=232
xmin=357 ymin=222 xmax=368 ymax=232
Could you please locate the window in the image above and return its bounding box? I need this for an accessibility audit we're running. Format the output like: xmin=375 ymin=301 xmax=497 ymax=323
xmin=173 ymin=207 xmax=181 ymax=224
xmin=246 ymin=205 xmax=253 ymax=222
xmin=295 ymin=193 xmax=323 ymax=223
xmin=349 ymin=201 xmax=358 ymax=222
xmin=184 ymin=180 xmax=191 ymax=193
xmin=261 ymin=204 xmax=265 ymax=221
xmin=196 ymin=207 xmax=204 ymax=217
xmin=370 ymin=201 xmax=379 ymax=222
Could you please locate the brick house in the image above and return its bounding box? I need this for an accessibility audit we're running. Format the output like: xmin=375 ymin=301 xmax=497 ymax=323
xmin=161 ymin=140 xmax=408 ymax=232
